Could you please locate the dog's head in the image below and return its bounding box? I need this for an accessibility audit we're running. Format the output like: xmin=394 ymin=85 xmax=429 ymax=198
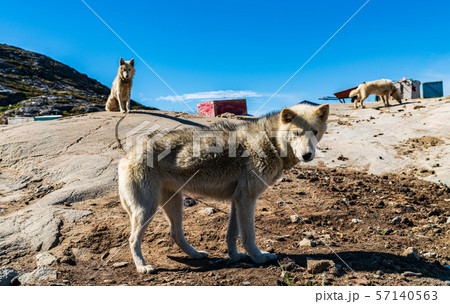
xmin=278 ymin=104 xmax=329 ymax=162
xmin=391 ymin=88 xmax=402 ymax=104
xmin=119 ymin=58 xmax=135 ymax=80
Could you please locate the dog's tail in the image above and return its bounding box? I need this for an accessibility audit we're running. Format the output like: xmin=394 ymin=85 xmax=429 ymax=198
xmin=115 ymin=113 xmax=128 ymax=152
xmin=349 ymin=86 xmax=360 ymax=98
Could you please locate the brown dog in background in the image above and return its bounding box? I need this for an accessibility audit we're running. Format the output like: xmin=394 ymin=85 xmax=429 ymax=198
xmin=105 ymin=58 xmax=135 ymax=113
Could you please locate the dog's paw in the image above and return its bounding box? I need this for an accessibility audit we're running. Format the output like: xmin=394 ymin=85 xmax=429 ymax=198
xmin=229 ymin=252 xmax=249 ymax=262
xmin=136 ymin=265 xmax=156 ymax=274
xmin=251 ymin=252 xmax=278 ymax=264
xmin=190 ymin=250 xmax=209 ymax=259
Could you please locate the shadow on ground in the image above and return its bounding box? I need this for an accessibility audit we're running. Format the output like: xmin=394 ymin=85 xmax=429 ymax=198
xmin=165 ymin=251 xmax=450 ymax=282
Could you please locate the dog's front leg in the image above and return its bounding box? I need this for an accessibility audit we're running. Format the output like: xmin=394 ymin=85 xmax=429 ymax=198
xmin=236 ymin=198 xmax=277 ymax=264
xmin=227 ymin=200 xmax=248 ymax=261
xmin=118 ymin=92 xmax=125 ymax=113
xmin=125 ymin=91 xmax=131 ymax=113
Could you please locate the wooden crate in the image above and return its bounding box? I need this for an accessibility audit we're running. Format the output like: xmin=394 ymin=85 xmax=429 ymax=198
xmin=197 ymin=99 xmax=247 ymax=117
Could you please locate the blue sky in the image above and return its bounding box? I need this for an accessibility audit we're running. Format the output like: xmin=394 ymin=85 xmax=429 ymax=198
xmin=1 ymin=0 xmax=449 ymax=115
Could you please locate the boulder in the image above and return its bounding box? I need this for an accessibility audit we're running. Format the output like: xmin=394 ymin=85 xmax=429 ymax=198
xmin=0 ymin=267 xmax=20 ymax=286
xmin=36 ymin=252 xmax=58 ymax=267
xmin=18 ymin=266 xmax=57 ymax=285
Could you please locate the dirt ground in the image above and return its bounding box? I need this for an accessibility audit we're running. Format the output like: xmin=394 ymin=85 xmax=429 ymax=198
xmin=5 ymin=165 xmax=449 ymax=286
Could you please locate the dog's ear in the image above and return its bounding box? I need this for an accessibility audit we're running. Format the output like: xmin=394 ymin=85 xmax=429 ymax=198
xmin=314 ymin=104 xmax=329 ymax=122
xmin=130 ymin=59 xmax=135 ymax=67
xmin=280 ymin=108 xmax=297 ymax=124
xmin=120 ymin=57 xmax=125 ymax=65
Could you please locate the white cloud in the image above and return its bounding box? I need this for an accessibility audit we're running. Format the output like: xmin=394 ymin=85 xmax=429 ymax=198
xmin=156 ymin=90 xmax=262 ymax=102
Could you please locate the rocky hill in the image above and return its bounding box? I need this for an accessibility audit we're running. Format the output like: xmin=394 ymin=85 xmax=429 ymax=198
xmin=0 ymin=44 xmax=153 ymax=118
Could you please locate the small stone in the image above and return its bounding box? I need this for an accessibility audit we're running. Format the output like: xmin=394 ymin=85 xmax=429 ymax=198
xmin=447 ymin=217 xmax=450 ymax=224
xmin=392 ymin=216 xmax=402 ymax=224
xmin=403 ymin=247 xmax=420 ymax=261
xmin=183 ymin=197 xmax=197 ymax=207
xmin=298 ymin=238 xmax=316 ymax=247
xmin=0 ymin=267 xmax=20 ymax=286
xmin=112 ymin=262 xmax=129 ymax=268
xmin=290 ymin=215 xmax=301 ymax=223
xmin=352 ymin=219 xmax=361 ymax=224
xmin=103 ymin=279 xmax=116 ymax=284
xmin=402 ymin=271 xmax=422 ymax=277
xmin=199 ymin=207 xmax=215 ymax=216
xmin=307 ymin=259 xmax=333 ymax=274
xmin=354 ymin=277 xmax=371 ymax=285
xmin=156 ymin=239 xmax=167 ymax=245
xmin=36 ymin=252 xmax=58 ymax=266
xmin=242 ymin=281 xmax=251 ymax=286
xmin=423 ymin=252 xmax=437 ymax=258
xmin=63 ymin=279 xmax=70 ymax=284
xmin=376 ymin=270 xmax=384 ymax=276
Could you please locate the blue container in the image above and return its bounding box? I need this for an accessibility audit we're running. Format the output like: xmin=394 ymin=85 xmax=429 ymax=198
xmin=34 ymin=115 xmax=62 ymax=121
xmin=421 ymin=81 xmax=443 ymax=98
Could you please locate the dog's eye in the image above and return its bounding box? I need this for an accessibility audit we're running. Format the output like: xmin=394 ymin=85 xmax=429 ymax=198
xmin=313 ymin=130 xmax=318 ymax=136
xmin=292 ymin=131 xmax=300 ymax=136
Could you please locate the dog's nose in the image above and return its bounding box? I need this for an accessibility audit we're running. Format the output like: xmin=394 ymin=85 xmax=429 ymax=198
xmin=302 ymin=153 xmax=312 ymax=161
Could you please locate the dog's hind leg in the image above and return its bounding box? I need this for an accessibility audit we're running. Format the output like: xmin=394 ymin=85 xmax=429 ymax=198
xmin=105 ymin=95 xmax=118 ymax=111
xmin=128 ymin=199 xmax=158 ymax=274
xmin=380 ymin=95 xmax=387 ymax=107
xmin=161 ymin=189 xmax=208 ymax=259
xmin=359 ymin=92 xmax=368 ymax=108
xmin=120 ymin=174 xmax=159 ymax=273
xmin=236 ymin=196 xmax=277 ymax=264
xmin=227 ymin=200 xmax=248 ymax=261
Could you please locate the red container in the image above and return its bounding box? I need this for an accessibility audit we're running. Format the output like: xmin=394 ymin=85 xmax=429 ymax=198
xmin=333 ymin=86 xmax=358 ymax=99
xmin=197 ymin=99 xmax=247 ymax=117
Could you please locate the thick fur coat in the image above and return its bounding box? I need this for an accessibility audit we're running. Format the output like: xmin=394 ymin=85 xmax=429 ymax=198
xmin=118 ymin=104 xmax=329 ymax=273
xmin=349 ymin=79 xmax=402 ymax=108
xmin=105 ymin=58 xmax=135 ymax=113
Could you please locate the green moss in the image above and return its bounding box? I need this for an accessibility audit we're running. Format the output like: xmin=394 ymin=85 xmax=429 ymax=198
xmin=0 ymin=101 xmax=22 ymax=114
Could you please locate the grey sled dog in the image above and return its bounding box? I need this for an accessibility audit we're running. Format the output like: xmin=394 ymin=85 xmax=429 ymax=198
xmin=119 ymin=104 xmax=329 ymax=273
